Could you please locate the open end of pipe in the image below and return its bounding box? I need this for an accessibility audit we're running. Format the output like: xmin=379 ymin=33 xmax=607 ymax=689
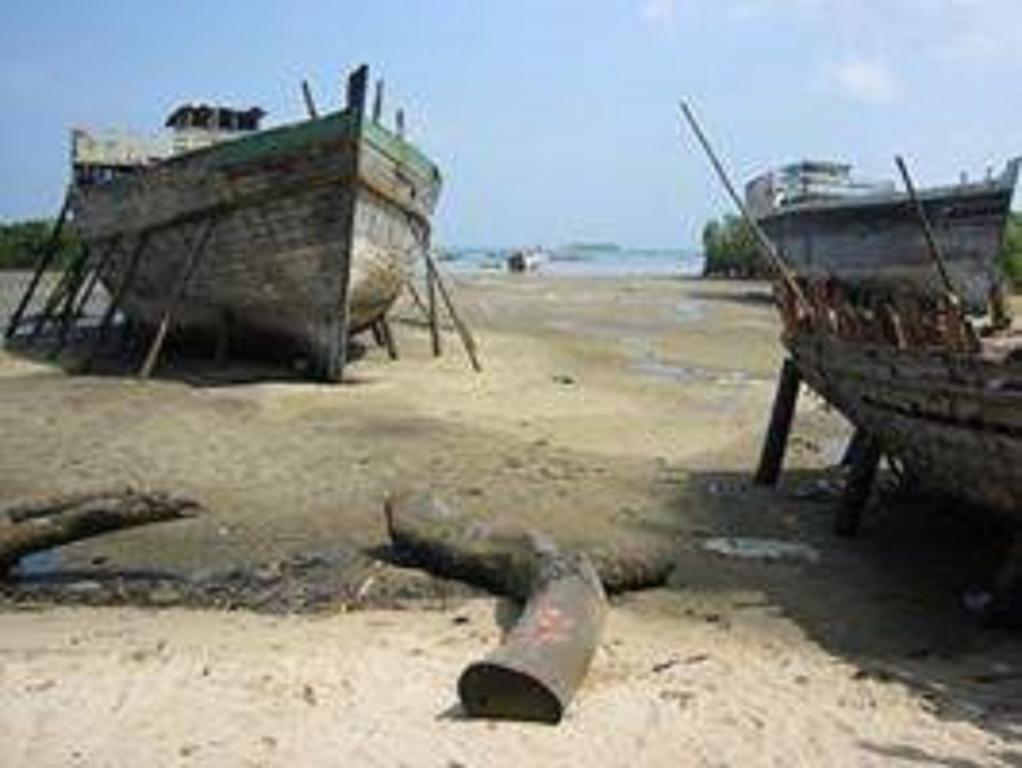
xmin=457 ymin=661 xmax=563 ymax=724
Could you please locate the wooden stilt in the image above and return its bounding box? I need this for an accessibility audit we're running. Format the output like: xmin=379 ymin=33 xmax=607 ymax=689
xmin=841 ymin=428 xmax=871 ymax=467
xmin=49 ymin=245 xmax=96 ymax=354
xmin=138 ymin=218 xmax=217 ymax=379
xmin=426 ymin=253 xmax=442 ymax=357
xmin=754 ymin=358 xmax=802 ymax=486
xmin=5 ymin=193 xmax=71 ymax=340
xmin=834 ymin=434 xmax=881 ymax=537
xmin=71 ymin=237 xmax=117 ymax=320
xmin=379 ymin=317 xmax=398 ymax=360
xmin=425 ymin=251 xmax=482 ymax=373
xmin=27 ymin=242 xmax=90 ymax=344
xmin=405 ymin=278 xmax=430 ymax=321
xmin=81 ymin=232 xmax=150 ymax=372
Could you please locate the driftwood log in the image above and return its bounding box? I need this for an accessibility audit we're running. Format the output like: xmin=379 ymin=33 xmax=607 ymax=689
xmin=0 ymin=489 xmax=199 ymax=576
xmin=384 ymin=492 xmax=676 ymax=723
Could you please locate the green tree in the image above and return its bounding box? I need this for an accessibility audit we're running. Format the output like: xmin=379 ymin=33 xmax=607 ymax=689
xmin=701 ymin=214 xmax=764 ymax=279
xmin=0 ymin=218 xmax=81 ymax=270
xmin=1001 ymin=212 xmax=1022 ymax=292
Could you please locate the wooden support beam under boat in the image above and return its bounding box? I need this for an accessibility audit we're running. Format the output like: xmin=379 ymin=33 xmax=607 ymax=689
xmin=27 ymin=242 xmax=91 ymax=344
xmin=841 ymin=429 xmax=872 ymax=467
xmin=754 ymin=358 xmax=802 ymax=487
xmin=425 ymin=251 xmax=482 ymax=373
xmin=5 ymin=192 xmax=71 ymax=340
xmin=81 ymin=231 xmax=151 ymax=373
xmin=49 ymin=244 xmax=96 ymax=355
xmin=138 ymin=217 xmax=218 ymax=380
xmin=834 ymin=434 xmax=881 ymax=538
xmin=379 ymin=317 xmax=398 ymax=360
xmin=70 ymin=237 xmax=119 ymax=324
xmin=426 ymin=253 xmax=442 ymax=357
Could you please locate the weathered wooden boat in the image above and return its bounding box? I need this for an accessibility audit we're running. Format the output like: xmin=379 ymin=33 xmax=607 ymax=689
xmin=67 ymin=65 xmax=442 ymax=380
xmin=747 ymin=160 xmax=1020 ymax=312
xmin=750 ymin=160 xmax=1022 ymax=515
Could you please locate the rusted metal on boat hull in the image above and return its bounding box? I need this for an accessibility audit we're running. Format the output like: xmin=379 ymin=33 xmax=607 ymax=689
xmin=458 ymin=552 xmax=606 ymax=724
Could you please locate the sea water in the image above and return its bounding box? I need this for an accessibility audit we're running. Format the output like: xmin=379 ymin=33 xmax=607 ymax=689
xmin=435 ymin=245 xmax=704 ymax=277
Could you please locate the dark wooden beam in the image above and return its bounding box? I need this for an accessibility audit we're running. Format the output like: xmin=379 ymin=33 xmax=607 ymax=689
xmin=754 ymin=358 xmax=802 ymax=486
xmin=5 ymin=192 xmax=71 ymax=340
xmin=834 ymin=434 xmax=882 ymax=537
xmin=82 ymin=232 xmax=150 ymax=373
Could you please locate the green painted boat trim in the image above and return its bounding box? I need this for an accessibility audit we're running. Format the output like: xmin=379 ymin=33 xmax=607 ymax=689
xmin=164 ymin=109 xmax=440 ymax=183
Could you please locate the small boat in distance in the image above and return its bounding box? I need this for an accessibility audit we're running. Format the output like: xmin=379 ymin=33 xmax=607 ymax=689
xmin=507 ymin=247 xmax=548 ymax=273
xmin=747 ymin=159 xmax=1020 ymax=312
xmin=68 ymin=65 xmax=442 ymax=380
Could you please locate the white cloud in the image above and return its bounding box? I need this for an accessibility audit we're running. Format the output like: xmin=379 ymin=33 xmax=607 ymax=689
xmin=642 ymin=0 xmax=680 ymax=26
xmin=825 ymin=57 xmax=898 ymax=104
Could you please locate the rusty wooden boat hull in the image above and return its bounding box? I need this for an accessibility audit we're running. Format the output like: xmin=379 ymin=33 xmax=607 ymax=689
xmin=788 ymin=331 xmax=1022 ymax=514
xmin=69 ymin=101 xmax=441 ymax=375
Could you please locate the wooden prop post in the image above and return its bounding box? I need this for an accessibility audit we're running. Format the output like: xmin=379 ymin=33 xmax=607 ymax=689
xmin=678 ymin=101 xmax=812 ymax=318
xmin=5 ymin=192 xmax=71 ymax=340
xmin=50 ymin=244 xmax=99 ymax=354
xmin=834 ymin=434 xmax=881 ymax=537
xmin=426 ymin=252 xmax=442 ymax=357
xmin=28 ymin=243 xmax=90 ymax=344
xmin=425 ymin=251 xmax=482 ymax=372
xmin=69 ymin=237 xmax=119 ymax=325
xmin=894 ymin=156 xmax=960 ymax=305
xmin=139 ymin=218 xmax=218 ymax=379
xmin=82 ymin=231 xmax=150 ymax=372
xmin=754 ymin=358 xmax=802 ymax=486
xmin=378 ymin=317 xmax=398 ymax=360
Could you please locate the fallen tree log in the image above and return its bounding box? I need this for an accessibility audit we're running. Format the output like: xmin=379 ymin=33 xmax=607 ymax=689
xmin=1 ymin=489 xmax=200 ymax=576
xmin=384 ymin=491 xmax=676 ymax=723
xmin=384 ymin=492 xmax=676 ymax=595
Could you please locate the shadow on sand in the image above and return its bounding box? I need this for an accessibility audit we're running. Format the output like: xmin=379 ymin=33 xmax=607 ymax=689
xmin=649 ymin=465 xmax=1022 ymax=750
xmin=3 ymin=321 xmax=375 ymax=388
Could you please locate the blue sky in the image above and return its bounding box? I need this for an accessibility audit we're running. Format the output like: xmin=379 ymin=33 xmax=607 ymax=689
xmin=0 ymin=0 xmax=1018 ymax=248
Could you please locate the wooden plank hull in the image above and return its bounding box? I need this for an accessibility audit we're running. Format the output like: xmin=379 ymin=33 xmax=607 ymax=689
xmin=759 ymin=161 xmax=1019 ymax=312
xmin=788 ymin=332 xmax=1022 ymax=514
xmin=69 ymin=110 xmax=442 ymax=362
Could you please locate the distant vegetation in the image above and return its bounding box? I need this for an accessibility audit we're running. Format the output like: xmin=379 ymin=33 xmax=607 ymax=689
xmin=700 ymin=214 xmax=768 ymax=279
xmin=0 ymin=218 xmax=80 ymax=270
xmin=1001 ymin=212 xmax=1022 ymax=291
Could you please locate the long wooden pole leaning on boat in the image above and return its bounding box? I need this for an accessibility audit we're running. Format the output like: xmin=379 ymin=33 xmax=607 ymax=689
xmin=894 ymin=156 xmax=960 ymax=306
xmin=894 ymin=156 xmax=979 ymax=351
xmin=301 ymin=80 xmax=319 ymax=119
xmin=5 ymin=191 xmax=71 ymax=339
xmin=424 ymin=249 xmax=483 ymax=372
xmin=678 ymin=101 xmax=812 ymax=317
